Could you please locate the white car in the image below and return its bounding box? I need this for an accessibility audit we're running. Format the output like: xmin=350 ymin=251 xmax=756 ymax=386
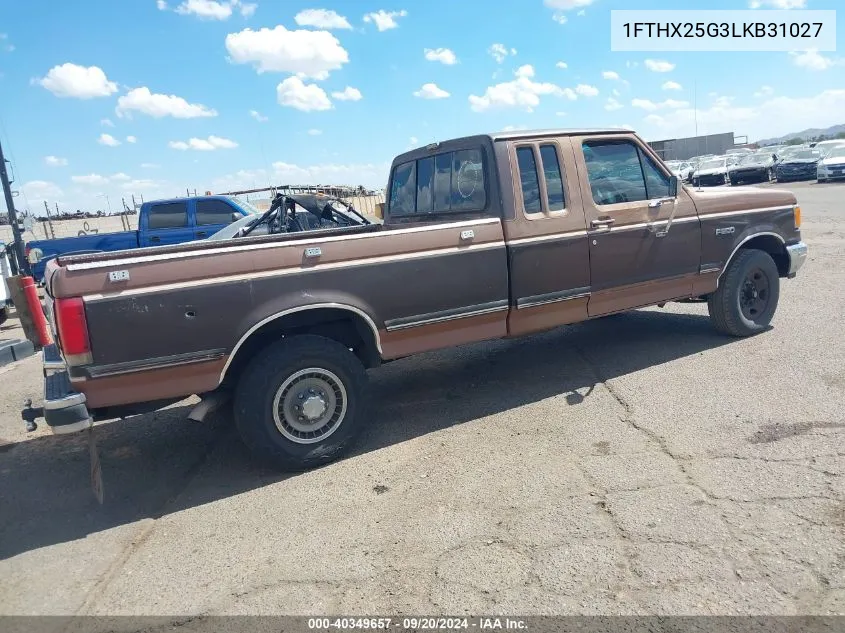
xmin=817 ymin=145 xmax=845 ymax=182
xmin=691 ymin=157 xmax=730 ymax=187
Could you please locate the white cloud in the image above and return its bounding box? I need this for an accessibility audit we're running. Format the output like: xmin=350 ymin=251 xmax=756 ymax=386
xmin=631 ymin=98 xmax=689 ymax=111
xmin=141 ymin=163 xmax=160 ymax=169
xmin=173 ymin=0 xmax=255 ymax=20
xmin=469 ymin=71 xmax=569 ymax=112
xmin=331 ymin=86 xmax=362 ymax=101
xmin=502 ymin=125 xmax=528 ymax=131
xmin=662 ymin=81 xmax=682 ymax=91
xmin=72 ymin=173 xmax=109 ymax=185
xmin=754 ymin=85 xmax=774 ymax=98
xmin=98 ymin=133 xmax=121 ymax=147
xmin=424 ymin=48 xmax=458 ymax=65
xmin=213 ymin=161 xmax=390 ymax=191
xmin=602 ymin=71 xmax=620 ymax=80
xmin=789 ymin=49 xmax=839 ymax=71
xmin=100 ymin=118 xmax=115 ymax=127
xmin=110 ymin=172 xmax=131 ymax=182
xmin=363 ymin=9 xmax=407 ymax=31
xmin=249 ymin=109 xmax=268 ymax=122
xmin=126 ymin=135 xmax=137 ymax=143
xmin=413 ymin=83 xmax=450 ymax=99
xmin=577 ymin=9 xmax=586 ymax=15
xmin=576 ymin=84 xmax=599 ymax=97
xmin=276 ymin=76 xmax=332 ymax=111
xmin=225 ymin=25 xmax=348 ymax=79
xmin=156 ymin=0 xmax=168 ymax=9
xmin=307 ymin=129 xmax=323 ymax=136
xmin=749 ymin=0 xmax=805 ymax=8
xmin=34 ymin=63 xmax=118 ymax=99
xmin=626 ymin=60 xmax=638 ymax=69
xmin=640 ymin=89 xmax=845 ymax=143
xmin=116 ymin=87 xmax=217 ymax=118
xmin=294 ymin=8 xmax=351 ymax=29
xmin=556 ymin=111 xmax=567 ymax=117
xmin=514 ymin=64 xmax=535 ymax=78
xmin=21 ymin=180 xmax=63 ymax=201
xmin=409 ymin=136 xmax=419 ymax=145
xmin=556 ymin=61 xmax=568 ymax=69
xmin=121 ymin=179 xmax=163 ymax=191
xmin=552 ymin=14 xmax=567 ymax=24
xmin=544 ymin=0 xmax=595 ymax=8
xmin=488 ymin=43 xmax=516 ymax=64
xmin=612 ymin=88 xmax=621 ymax=97
xmin=168 ymin=135 xmax=238 ymax=151
xmin=44 ymin=155 xmax=68 ymax=167
xmin=605 ymin=98 xmax=623 ymax=111
xmin=644 ymin=59 xmax=675 ymax=72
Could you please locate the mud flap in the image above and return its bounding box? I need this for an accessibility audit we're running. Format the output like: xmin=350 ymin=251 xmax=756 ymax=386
xmin=88 ymin=426 xmax=104 ymax=504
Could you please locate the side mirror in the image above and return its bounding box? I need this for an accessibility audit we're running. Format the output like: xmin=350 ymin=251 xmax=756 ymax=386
xmin=668 ymin=175 xmax=679 ymax=197
xmin=232 ymin=212 xmax=241 ymax=222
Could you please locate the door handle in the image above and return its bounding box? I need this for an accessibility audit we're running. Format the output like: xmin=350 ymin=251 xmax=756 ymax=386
xmin=590 ymin=217 xmax=615 ymax=229
xmin=196 ymin=231 xmax=207 ymax=238
xmin=149 ymin=236 xmax=161 ymax=243
xmin=648 ymin=197 xmax=676 ymax=209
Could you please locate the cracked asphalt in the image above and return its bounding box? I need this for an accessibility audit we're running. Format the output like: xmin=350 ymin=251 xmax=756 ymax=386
xmin=0 ymin=181 xmax=843 ymax=616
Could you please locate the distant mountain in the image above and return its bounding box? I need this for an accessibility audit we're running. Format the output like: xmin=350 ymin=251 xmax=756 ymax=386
xmin=757 ymin=124 xmax=845 ymax=146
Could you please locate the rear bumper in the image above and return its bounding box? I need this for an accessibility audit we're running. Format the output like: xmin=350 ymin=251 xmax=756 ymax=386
xmin=786 ymin=241 xmax=808 ymax=277
xmin=40 ymin=345 xmax=92 ymax=434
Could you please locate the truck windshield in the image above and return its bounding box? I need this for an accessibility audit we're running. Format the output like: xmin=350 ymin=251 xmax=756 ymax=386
xmin=228 ymin=196 xmax=263 ymax=215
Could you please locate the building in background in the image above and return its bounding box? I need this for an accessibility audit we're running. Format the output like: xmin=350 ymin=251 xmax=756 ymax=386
xmin=648 ymin=132 xmax=742 ymax=161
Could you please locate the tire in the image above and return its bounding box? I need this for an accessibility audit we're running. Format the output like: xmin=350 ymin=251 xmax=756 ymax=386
xmin=0 ymin=306 xmax=7 ymax=327
xmin=233 ymin=334 xmax=368 ymax=471
xmin=729 ymin=177 xmax=737 ymax=186
xmin=817 ymin=178 xmax=826 ymax=184
xmin=708 ymin=249 xmax=780 ymax=337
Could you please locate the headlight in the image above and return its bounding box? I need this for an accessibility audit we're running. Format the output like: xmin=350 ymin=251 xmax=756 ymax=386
xmin=27 ymin=247 xmax=43 ymax=264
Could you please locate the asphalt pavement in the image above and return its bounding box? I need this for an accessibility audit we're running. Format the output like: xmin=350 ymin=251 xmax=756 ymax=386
xmin=0 ymin=181 xmax=843 ymax=616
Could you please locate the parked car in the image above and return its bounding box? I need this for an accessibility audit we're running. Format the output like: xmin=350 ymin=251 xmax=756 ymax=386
xmin=31 ymin=127 xmax=808 ymax=472
xmin=665 ymin=160 xmax=694 ymax=182
xmin=728 ymin=150 xmax=776 ymax=185
xmin=725 ymin=148 xmax=753 ymax=156
xmin=817 ymin=145 xmax=845 ymax=182
xmin=0 ymin=242 xmax=12 ymax=326
xmin=775 ymin=148 xmax=822 ymax=182
xmin=691 ymin=156 xmax=730 ymax=186
xmin=25 ymin=195 xmax=255 ymax=282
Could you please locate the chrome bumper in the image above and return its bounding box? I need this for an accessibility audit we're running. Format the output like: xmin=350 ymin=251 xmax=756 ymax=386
xmin=786 ymin=241 xmax=808 ymax=277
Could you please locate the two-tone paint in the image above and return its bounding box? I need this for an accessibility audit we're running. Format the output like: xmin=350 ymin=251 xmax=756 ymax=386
xmin=44 ymin=128 xmax=804 ymax=411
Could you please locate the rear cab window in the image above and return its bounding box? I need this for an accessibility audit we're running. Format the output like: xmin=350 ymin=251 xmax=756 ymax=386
xmin=388 ymin=148 xmax=487 ymax=219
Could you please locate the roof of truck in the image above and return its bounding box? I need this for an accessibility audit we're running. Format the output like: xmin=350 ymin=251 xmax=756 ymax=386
xmin=392 ymin=128 xmax=635 ymax=165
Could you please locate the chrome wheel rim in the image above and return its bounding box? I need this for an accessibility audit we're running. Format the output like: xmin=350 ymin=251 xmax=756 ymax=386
xmin=272 ymin=368 xmax=347 ymax=444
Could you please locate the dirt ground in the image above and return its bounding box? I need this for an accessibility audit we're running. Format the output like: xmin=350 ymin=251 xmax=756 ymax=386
xmin=0 ymin=181 xmax=843 ymax=616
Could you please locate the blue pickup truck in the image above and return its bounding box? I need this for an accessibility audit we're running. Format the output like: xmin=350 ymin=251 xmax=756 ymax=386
xmin=26 ymin=195 xmax=256 ymax=281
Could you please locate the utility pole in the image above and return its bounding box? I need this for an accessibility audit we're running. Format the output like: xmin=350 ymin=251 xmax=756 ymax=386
xmin=0 ymin=137 xmax=28 ymax=275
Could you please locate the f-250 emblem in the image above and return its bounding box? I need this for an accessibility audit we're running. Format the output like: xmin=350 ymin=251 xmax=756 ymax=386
xmin=715 ymin=226 xmax=736 ymax=236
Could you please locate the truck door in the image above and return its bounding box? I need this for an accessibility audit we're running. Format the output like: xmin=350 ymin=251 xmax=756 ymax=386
xmin=574 ymin=135 xmax=701 ymax=317
xmin=502 ymin=137 xmax=591 ymax=337
xmin=194 ymin=198 xmax=241 ymax=240
xmin=141 ymin=200 xmax=194 ymax=247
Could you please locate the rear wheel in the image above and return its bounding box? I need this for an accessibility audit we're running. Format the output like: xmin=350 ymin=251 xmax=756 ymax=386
xmin=234 ymin=334 xmax=367 ymax=471
xmin=708 ymin=249 xmax=780 ymax=337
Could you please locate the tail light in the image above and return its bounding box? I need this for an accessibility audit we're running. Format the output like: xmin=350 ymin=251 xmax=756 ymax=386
xmin=55 ymin=297 xmax=93 ymax=366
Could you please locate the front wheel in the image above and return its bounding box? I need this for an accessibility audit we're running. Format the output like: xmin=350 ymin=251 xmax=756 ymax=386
xmin=707 ymin=249 xmax=780 ymax=337
xmin=234 ymin=334 xmax=368 ymax=471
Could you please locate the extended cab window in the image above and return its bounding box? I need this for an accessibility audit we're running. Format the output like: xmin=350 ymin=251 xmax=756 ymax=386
xmin=516 ymin=147 xmax=541 ymax=213
xmin=196 ymin=199 xmax=235 ymax=225
xmin=148 ymin=202 xmax=188 ymax=229
xmin=516 ymin=144 xmax=566 ymax=215
xmin=540 ymin=145 xmax=565 ymax=212
xmin=389 ymin=148 xmax=486 ymax=216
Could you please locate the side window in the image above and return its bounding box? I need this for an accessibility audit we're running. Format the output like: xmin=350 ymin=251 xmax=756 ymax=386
xmin=432 ymin=153 xmax=452 ymax=212
xmin=539 ymin=144 xmax=565 ymax=211
xmin=389 ymin=161 xmax=416 ymax=215
xmin=148 ymin=202 xmax=188 ymax=229
xmin=516 ymin=147 xmax=541 ymax=214
xmin=196 ymin=199 xmax=236 ymax=226
xmin=582 ymin=141 xmax=647 ymax=205
xmin=416 ymin=157 xmax=434 ymax=213
xmin=450 ymin=149 xmax=486 ymax=211
xmin=639 ymin=150 xmax=670 ymax=199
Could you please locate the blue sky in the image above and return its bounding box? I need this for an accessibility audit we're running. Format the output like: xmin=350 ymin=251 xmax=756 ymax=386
xmin=0 ymin=0 xmax=843 ymax=215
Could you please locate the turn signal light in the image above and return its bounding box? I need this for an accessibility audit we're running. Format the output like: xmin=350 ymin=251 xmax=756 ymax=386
xmin=55 ymin=297 xmax=93 ymax=365
xmin=794 ymin=206 xmax=802 ymax=229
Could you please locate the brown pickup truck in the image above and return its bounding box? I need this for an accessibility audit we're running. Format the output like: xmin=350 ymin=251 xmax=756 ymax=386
xmin=33 ymin=128 xmax=807 ymax=471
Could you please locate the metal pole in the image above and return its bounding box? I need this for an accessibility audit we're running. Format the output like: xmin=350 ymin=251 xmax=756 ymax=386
xmin=0 ymin=138 xmax=28 ymax=275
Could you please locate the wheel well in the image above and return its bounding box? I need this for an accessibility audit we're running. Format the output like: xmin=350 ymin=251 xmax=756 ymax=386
xmin=222 ymin=307 xmax=381 ymax=387
xmin=738 ymin=235 xmax=789 ymax=277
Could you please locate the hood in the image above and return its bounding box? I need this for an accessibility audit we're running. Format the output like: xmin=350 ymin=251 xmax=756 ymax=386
xmin=821 ymin=156 xmax=845 ymax=166
xmin=779 ymin=157 xmax=819 ymax=165
xmin=688 ymin=185 xmax=797 ymax=216
xmin=695 ymin=166 xmax=726 ymax=175
xmin=731 ymin=162 xmax=767 ymax=170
